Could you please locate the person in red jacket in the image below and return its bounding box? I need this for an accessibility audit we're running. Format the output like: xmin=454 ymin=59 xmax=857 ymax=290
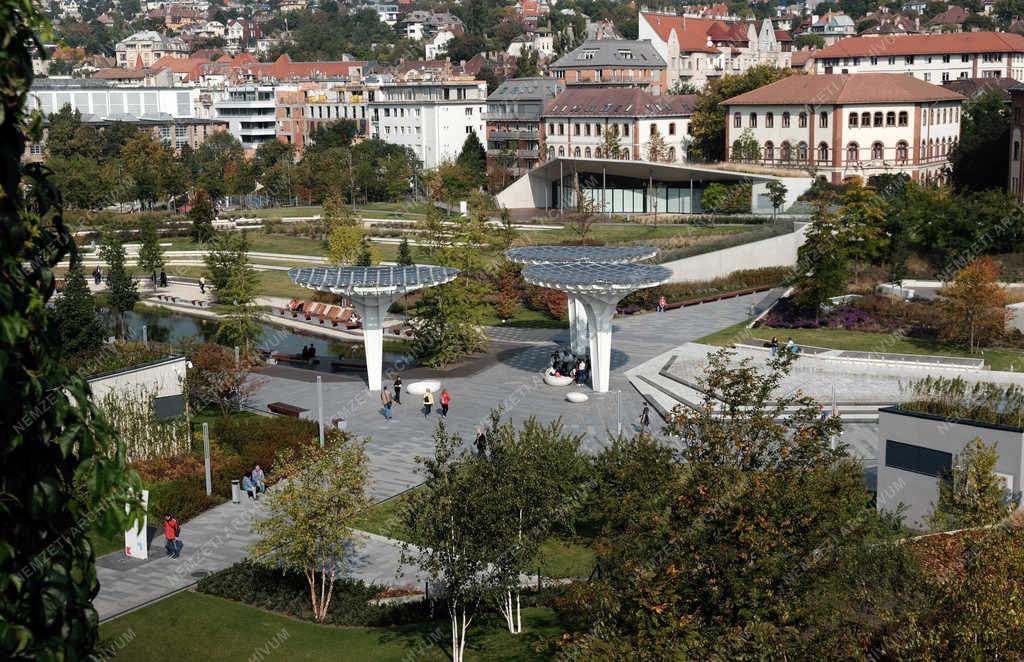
xmin=164 ymin=514 xmax=181 ymax=558
xmin=440 ymin=389 xmax=451 ymax=419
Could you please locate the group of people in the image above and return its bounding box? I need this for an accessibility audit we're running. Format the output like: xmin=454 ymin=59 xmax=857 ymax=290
xmin=147 ymin=271 xmax=169 ymax=287
xmin=549 ymin=348 xmax=590 ymax=385
xmin=299 ymin=344 xmax=318 ymax=360
xmin=241 ymin=464 xmax=267 ymax=501
xmin=377 ymin=376 xmax=453 ymax=422
xmin=768 ymin=336 xmax=801 ymax=356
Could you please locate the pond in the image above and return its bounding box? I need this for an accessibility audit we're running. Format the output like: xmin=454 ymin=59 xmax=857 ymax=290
xmin=106 ymin=308 xmax=414 ymax=371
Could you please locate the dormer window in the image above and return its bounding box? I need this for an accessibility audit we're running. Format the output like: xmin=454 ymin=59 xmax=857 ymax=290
xmin=616 ymin=49 xmax=633 ymax=60
xmin=580 ymin=49 xmax=597 ymax=60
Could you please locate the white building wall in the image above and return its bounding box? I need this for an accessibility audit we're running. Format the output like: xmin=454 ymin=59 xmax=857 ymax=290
xmin=815 ymin=51 xmax=1022 ymax=82
xmin=29 ymin=86 xmax=196 ymax=119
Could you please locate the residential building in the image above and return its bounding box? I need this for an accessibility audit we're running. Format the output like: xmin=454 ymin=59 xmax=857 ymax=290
xmin=876 ymin=406 xmax=1023 ymax=530
xmin=115 ymin=31 xmax=188 ymax=69
xmin=639 ymin=12 xmax=792 ymax=90
xmin=276 ymin=82 xmax=374 ymax=156
xmin=226 ymin=19 xmax=262 ymax=46
xmin=485 ymin=77 xmax=564 ymax=180
xmin=214 ymin=84 xmax=292 ymax=152
xmin=805 ymin=12 xmax=855 ymax=45
xmin=944 ymin=76 xmax=1020 ymax=100
xmin=860 ymin=15 xmax=922 ymax=37
xmin=1008 ymin=83 xmax=1024 ymax=199
xmin=548 ymin=39 xmax=668 ymax=94
xmin=28 ymin=80 xmax=198 ymax=120
xmin=371 ymin=4 xmax=399 ymax=26
xmin=927 ymin=5 xmax=969 ymax=32
xmin=506 ymin=29 xmax=555 ymax=59
xmin=812 ymin=32 xmax=1024 ymax=82
xmin=370 ymin=79 xmax=487 ymax=169
xmin=723 ymin=73 xmax=964 ymax=183
xmin=425 ymin=27 xmax=461 ymax=60
xmin=541 ymin=87 xmax=696 ymax=163
xmin=146 ymin=5 xmax=202 ymax=31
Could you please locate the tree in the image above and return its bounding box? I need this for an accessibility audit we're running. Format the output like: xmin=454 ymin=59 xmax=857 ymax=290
xmin=119 ymin=131 xmax=179 ymax=208
xmin=205 ymin=232 xmax=262 ymax=348
xmin=456 ymin=131 xmax=487 ymax=190
xmin=690 ymin=65 xmax=794 ymax=162
xmin=497 ymin=207 xmax=518 ymax=250
xmin=950 ymin=90 xmax=1010 ymax=192
xmin=355 ymin=238 xmax=375 ymax=266
xmin=100 ymin=231 xmax=138 ymax=337
xmin=318 ymin=194 xmax=355 ymax=242
xmin=794 ymin=33 xmax=826 ymax=49
xmin=203 ymin=231 xmax=250 ymax=294
xmin=564 ymin=177 xmax=600 ymax=240
xmin=514 ymin=47 xmax=539 ymax=77
xmin=1 ymin=4 xmax=141 ymax=656
xmin=939 ymin=256 xmax=1007 ymax=353
xmin=766 ymin=180 xmax=787 ymax=220
xmin=396 ymin=237 xmax=414 ymax=266
xmin=186 ymin=343 xmax=261 ymax=416
xmin=251 ymin=431 xmax=369 ymax=622
xmin=601 ymin=126 xmax=623 ymax=159
xmin=730 ymin=128 xmax=761 ymax=161
xmin=793 ymin=203 xmax=851 ymax=313
xmin=328 ymin=225 xmax=365 ymax=265
xmin=55 ymin=258 xmax=105 ymax=356
xmin=646 ymin=130 xmax=668 ymax=162
xmin=137 ymin=219 xmax=164 ymax=279
xmin=305 ymin=120 xmax=359 ymax=154
xmin=193 ymin=131 xmax=248 ymax=199
xmin=928 ymin=438 xmax=1012 ymax=531
xmin=189 ymin=188 xmax=216 ymax=243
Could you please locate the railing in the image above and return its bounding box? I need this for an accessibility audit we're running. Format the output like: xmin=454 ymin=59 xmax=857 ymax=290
xmin=489 ymin=129 xmax=538 ymax=141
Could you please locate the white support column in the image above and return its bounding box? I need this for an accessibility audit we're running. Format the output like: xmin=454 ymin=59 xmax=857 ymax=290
xmin=351 ymin=295 xmax=395 ymax=391
xmin=578 ymin=293 xmax=619 ymax=393
xmin=567 ymin=294 xmax=589 ymax=356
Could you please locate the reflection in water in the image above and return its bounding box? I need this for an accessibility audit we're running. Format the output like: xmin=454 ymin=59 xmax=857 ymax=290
xmin=105 ymin=308 xmax=411 ymax=368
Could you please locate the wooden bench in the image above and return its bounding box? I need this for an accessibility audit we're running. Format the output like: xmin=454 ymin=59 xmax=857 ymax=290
xmin=271 ymin=353 xmax=319 ymax=366
xmin=267 ymin=402 xmax=308 ymax=417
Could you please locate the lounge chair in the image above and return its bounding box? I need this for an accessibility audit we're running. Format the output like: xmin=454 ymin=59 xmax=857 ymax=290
xmin=320 ymin=306 xmax=341 ymax=324
xmin=305 ymin=303 xmax=326 ymax=320
xmin=333 ymin=309 xmax=353 ymax=327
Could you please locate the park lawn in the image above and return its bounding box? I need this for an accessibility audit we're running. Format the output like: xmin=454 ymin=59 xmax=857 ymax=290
xmin=353 ymin=488 xmax=595 ymax=579
xmin=698 ymin=322 xmax=1024 ymax=371
xmin=162 ymin=232 xmax=327 ymax=256
xmin=97 ymin=590 xmax=563 ymax=662
xmin=528 ymin=222 xmax=751 ymax=246
xmin=89 ymin=530 xmax=124 ymax=557
xmin=483 ymin=307 xmax=569 ymax=329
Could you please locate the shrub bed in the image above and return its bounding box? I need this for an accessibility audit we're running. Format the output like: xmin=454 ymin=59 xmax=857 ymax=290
xmin=758 ymin=295 xmax=944 ymax=338
xmin=622 ymin=266 xmax=788 ymax=310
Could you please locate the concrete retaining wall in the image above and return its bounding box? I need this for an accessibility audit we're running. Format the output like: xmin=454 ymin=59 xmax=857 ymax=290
xmin=662 ymin=223 xmax=808 ymax=283
xmin=88 ymin=355 xmax=187 ymax=401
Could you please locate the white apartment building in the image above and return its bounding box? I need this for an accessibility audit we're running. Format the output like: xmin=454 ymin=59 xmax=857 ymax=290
xmin=370 ymin=80 xmax=487 ymax=169
xmin=639 ymin=12 xmax=791 ymax=90
xmin=213 ymin=85 xmax=296 ymax=152
xmin=813 ymin=32 xmax=1024 ymax=83
xmin=29 ymin=80 xmax=197 ymax=119
xmin=723 ymin=73 xmax=963 ymax=183
xmin=115 ymin=31 xmax=187 ymax=69
xmin=541 ymin=88 xmax=696 ymax=163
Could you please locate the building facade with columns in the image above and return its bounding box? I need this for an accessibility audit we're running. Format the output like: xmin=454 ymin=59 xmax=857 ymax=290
xmin=723 ymin=74 xmax=963 ymax=183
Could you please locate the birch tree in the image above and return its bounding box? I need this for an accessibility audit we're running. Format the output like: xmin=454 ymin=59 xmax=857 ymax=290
xmin=250 ymin=430 xmax=369 ymax=622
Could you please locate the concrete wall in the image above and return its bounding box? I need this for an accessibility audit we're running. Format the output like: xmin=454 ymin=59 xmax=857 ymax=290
xmin=877 ymin=408 xmax=1024 ymax=530
xmin=496 ymin=170 xmax=552 ymax=210
xmin=661 ymin=222 xmax=807 ymax=283
xmin=751 ymin=176 xmax=813 ymax=213
xmin=88 ymin=355 xmax=187 ymax=402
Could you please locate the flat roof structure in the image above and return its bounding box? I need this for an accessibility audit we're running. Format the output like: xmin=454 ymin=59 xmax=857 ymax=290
xmin=289 ymin=266 xmax=459 ymax=390
xmin=522 ymin=262 xmax=671 ymax=392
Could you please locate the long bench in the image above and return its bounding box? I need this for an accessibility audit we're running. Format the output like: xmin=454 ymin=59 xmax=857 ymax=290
xmin=267 ymin=402 xmax=308 ymax=417
xmin=662 ymin=285 xmax=774 ymax=311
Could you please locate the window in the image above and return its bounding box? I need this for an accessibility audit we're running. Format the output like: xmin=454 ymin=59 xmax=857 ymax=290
xmin=764 ymin=141 xmax=774 ymax=161
xmin=464 ymin=107 xmax=472 ymax=116
xmin=905 ymin=55 xmax=914 ymax=64
xmin=943 ymin=54 xmax=951 ymax=63
xmin=749 ymin=112 xmax=758 ymax=127
xmin=594 ymin=147 xmax=602 ymax=158
xmin=780 ymin=141 xmax=792 ymax=161
xmin=547 ymin=123 xmax=555 ymax=135
xmin=888 ymin=56 xmax=896 ymax=65
xmin=819 ymin=111 xmax=828 ymax=128
xmin=846 ymin=142 xmax=859 ymax=162
xmin=596 ymin=124 xmax=603 ymax=136
xmin=585 ymin=124 xmax=591 ymax=136
xmin=886 ymin=111 xmax=896 ymax=127
xmin=558 ymin=124 xmax=564 ymax=135
xmin=849 ymin=112 xmax=858 ymax=127
xmin=573 ymin=146 xmax=580 ymax=157
xmin=669 ymin=122 xmax=676 ymax=135
xmin=574 ymin=123 xmax=580 ymax=136
xmin=896 ymin=141 xmax=908 ymax=163
xmin=585 ymin=147 xmax=592 ymax=158
xmin=898 ymin=111 xmax=908 ymax=126
xmin=870 ymin=56 xmax=878 ymax=65
xmin=1015 ymin=141 xmax=1021 ymax=161
xmin=622 ymin=124 xmax=630 ymax=136
xmin=766 ymin=112 xmax=774 ymax=128
xmin=885 ymin=440 xmax=952 ymax=478
xmin=734 ymin=112 xmax=741 ymax=128
xmin=797 ymin=141 xmax=808 ymax=160
xmin=818 ymin=142 xmax=829 ymax=162
xmin=798 ymin=112 xmax=807 ymax=128
xmin=942 ymin=108 xmax=947 ymax=124
xmin=558 ymin=146 xmax=565 ymax=156
xmin=871 ymin=112 xmax=882 ymax=127
xmin=667 ymin=146 xmax=676 ymax=160
xmin=782 ymin=111 xmax=790 ymax=127
xmin=871 ymin=141 xmax=884 ymax=160
xmin=962 ymin=53 xmax=970 ymax=62
xmin=650 ymin=123 xmax=658 ymax=135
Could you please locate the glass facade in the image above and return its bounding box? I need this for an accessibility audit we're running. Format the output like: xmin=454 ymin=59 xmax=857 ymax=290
xmin=554 ymin=175 xmax=704 ymax=214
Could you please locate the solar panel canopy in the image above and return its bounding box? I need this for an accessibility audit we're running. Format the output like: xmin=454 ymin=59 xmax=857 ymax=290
xmin=521 ymin=263 xmax=672 ymax=290
xmin=505 ymin=245 xmax=657 ymax=265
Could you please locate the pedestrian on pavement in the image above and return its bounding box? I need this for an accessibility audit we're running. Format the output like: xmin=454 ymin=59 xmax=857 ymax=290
xmin=770 ymin=336 xmax=779 ymax=355
xmin=423 ymin=389 xmax=434 ymax=417
xmin=151 ymin=271 xmax=157 ymax=286
xmin=252 ymin=464 xmax=266 ymax=493
xmin=393 ymin=375 xmax=402 ymax=404
xmin=242 ymin=472 xmax=257 ymax=500
xmin=657 ymin=295 xmax=667 ymax=312
xmin=474 ymin=426 xmax=487 ymax=456
xmin=159 ymin=270 xmax=168 ymax=287
xmin=93 ymin=267 xmax=102 ymax=285
xmin=639 ymin=402 xmax=651 ymax=432
xmin=576 ymin=359 xmax=586 ymax=385
xmin=381 ymin=387 xmax=393 ymax=421
xmin=163 ymin=514 xmax=181 ymax=558
xmin=440 ymin=389 xmax=451 ymax=418
xmin=199 ymin=276 xmax=206 ymax=294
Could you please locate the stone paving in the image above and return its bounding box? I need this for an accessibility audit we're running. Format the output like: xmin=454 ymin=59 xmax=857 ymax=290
xmin=94 ymin=291 xmax=775 ymax=622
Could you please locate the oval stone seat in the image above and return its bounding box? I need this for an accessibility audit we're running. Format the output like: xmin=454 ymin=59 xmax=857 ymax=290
xmin=406 ymin=380 xmax=442 ymax=396
xmin=566 ymin=391 xmax=589 ymax=403
xmin=544 ymin=372 xmax=574 ymax=387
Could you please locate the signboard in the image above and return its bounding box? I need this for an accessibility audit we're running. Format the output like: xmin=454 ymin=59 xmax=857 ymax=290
xmin=124 ymin=489 xmax=149 ymax=560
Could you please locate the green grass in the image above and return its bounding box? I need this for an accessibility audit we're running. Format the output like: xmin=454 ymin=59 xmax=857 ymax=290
xmin=98 ymin=590 xmax=562 ymax=661
xmin=529 ymin=222 xmax=748 ymax=246
xmin=353 ymin=488 xmax=595 ymax=579
xmin=89 ymin=530 xmax=124 ymax=557
xmin=698 ymin=323 xmax=1024 ymax=371
xmin=162 ymin=233 xmax=327 ymax=256
xmin=482 ymin=307 xmax=569 ymax=329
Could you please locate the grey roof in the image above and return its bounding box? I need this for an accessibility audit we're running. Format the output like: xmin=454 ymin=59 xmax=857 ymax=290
xmin=521 ymin=263 xmax=672 ymax=292
xmin=487 ymin=77 xmax=565 ymax=103
xmin=288 ymin=265 xmax=459 ymax=295
xmin=505 ymin=245 xmax=658 ymax=265
xmin=550 ymin=39 xmax=666 ymax=70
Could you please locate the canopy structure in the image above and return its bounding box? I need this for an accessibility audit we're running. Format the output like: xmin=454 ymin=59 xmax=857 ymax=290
xmin=289 ymin=266 xmax=459 ymax=390
xmin=522 ymin=262 xmax=671 ymax=392
xmin=506 ymin=246 xmax=658 ymax=355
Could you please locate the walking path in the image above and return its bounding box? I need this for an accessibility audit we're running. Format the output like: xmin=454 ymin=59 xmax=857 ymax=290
xmin=94 ymin=290 xmax=782 ymax=622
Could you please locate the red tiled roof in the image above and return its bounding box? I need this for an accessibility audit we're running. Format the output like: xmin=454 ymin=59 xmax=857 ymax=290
xmin=791 ymin=49 xmax=816 ymax=66
xmin=816 ymin=31 xmax=1024 ymax=57
xmin=641 ymin=13 xmax=721 ymax=53
xmin=93 ymin=68 xmax=147 ymax=79
xmin=724 ymin=73 xmax=964 ymax=105
xmin=775 ymin=29 xmax=793 ymax=41
xmin=928 ymin=6 xmax=969 ymax=26
xmin=544 ymin=87 xmax=696 ymax=117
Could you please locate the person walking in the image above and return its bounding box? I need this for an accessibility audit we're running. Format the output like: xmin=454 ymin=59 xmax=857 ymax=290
xmin=639 ymin=402 xmax=651 ymax=432
xmin=576 ymin=359 xmax=586 ymax=386
xmin=252 ymin=465 xmax=266 ymax=493
xmin=163 ymin=514 xmax=181 ymax=558
xmin=199 ymin=276 xmax=206 ymax=294
xmin=770 ymin=336 xmax=779 ymax=355
xmin=423 ymin=389 xmax=434 ymax=417
xmin=440 ymin=388 xmax=451 ymax=418
xmin=393 ymin=375 xmax=402 ymax=404
xmin=381 ymin=387 xmax=393 ymax=421
xmin=159 ymin=270 xmax=168 ymax=287
xmin=93 ymin=267 xmax=102 ymax=285
xmin=474 ymin=426 xmax=487 ymax=455
xmin=657 ymin=295 xmax=667 ymax=312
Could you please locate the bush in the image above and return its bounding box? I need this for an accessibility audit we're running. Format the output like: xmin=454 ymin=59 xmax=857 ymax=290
xmin=146 ymin=477 xmax=223 ymax=523
xmin=213 ymin=415 xmax=318 ymax=471
xmin=622 ymin=267 xmax=789 ymax=310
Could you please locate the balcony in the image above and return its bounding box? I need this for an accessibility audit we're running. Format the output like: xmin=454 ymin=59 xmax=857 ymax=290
xmin=484 ymin=112 xmax=540 ymax=122
xmin=489 ymin=129 xmax=538 ymax=141
xmin=515 ymin=148 xmax=539 ymax=159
